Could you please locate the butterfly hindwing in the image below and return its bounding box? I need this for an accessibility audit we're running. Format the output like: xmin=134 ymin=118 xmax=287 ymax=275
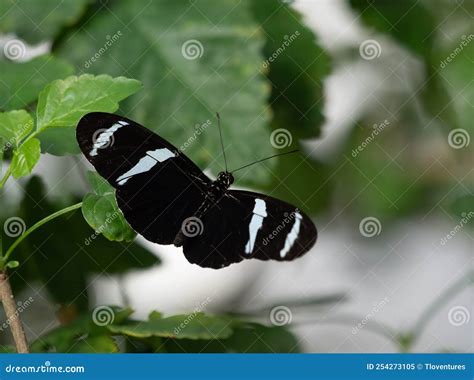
xmin=76 ymin=112 xmax=210 ymax=244
xmin=182 ymin=190 xmax=317 ymax=269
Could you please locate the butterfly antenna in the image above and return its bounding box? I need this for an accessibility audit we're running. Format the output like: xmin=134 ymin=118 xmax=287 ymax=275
xmin=231 ymin=149 xmax=299 ymax=173
xmin=216 ymin=112 xmax=228 ymax=172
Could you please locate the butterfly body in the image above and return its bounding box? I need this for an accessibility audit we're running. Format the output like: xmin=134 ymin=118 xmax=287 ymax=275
xmin=172 ymin=171 xmax=234 ymax=247
xmin=76 ymin=112 xmax=317 ymax=269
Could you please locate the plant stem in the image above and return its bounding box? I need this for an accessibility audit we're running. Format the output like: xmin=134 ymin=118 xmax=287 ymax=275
xmin=410 ymin=270 xmax=474 ymax=343
xmin=0 ymin=165 xmax=11 ymax=189
xmin=2 ymin=202 xmax=83 ymax=263
xmin=0 ymin=271 xmax=29 ymax=353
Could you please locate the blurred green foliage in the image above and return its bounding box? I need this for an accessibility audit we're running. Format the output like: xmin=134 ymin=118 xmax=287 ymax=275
xmin=0 ymin=0 xmax=472 ymax=353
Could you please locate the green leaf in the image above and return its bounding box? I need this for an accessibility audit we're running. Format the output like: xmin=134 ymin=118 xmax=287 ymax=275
xmin=349 ymin=0 xmax=435 ymax=57
xmin=5 ymin=260 xmax=19 ymax=269
xmin=437 ymin=40 xmax=474 ymax=135
xmin=86 ymin=170 xmax=113 ymax=196
xmin=82 ymin=171 xmax=136 ymax=242
xmin=163 ymin=322 xmax=301 ymax=353
xmin=0 ymin=0 xmax=89 ymax=44
xmin=108 ymin=312 xmax=233 ymax=340
xmin=8 ymin=177 xmax=160 ymax=309
xmin=32 ymin=306 xmax=131 ymax=353
xmin=10 ymin=138 xmax=40 ymax=178
xmin=36 ymin=74 xmax=142 ymax=131
xmin=450 ymin=194 xmax=474 ymax=229
xmin=0 ymin=55 xmax=74 ymax=111
xmin=56 ymin=0 xmax=274 ymax=183
xmin=251 ymin=0 xmax=330 ymax=139
xmin=0 ymin=110 xmax=33 ymax=148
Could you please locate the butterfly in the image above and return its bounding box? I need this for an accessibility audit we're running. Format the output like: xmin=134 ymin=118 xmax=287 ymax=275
xmin=76 ymin=112 xmax=317 ymax=269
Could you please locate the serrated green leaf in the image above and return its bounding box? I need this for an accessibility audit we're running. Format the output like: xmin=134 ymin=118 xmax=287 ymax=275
xmin=10 ymin=138 xmax=40 ymax=178
xmin=0 ymin=0 xmax=89 ymax=44
xmin=31 ymin=306 xmax=131 ymax=353
xmin=56 ymin=0 xmax=274 ymax=183
xmin=108 ymin=313 xmax=233 ymax=340
xmin=36 ymin=74 xmax=142 ymax=131
xmin=251 ymin=0 xmax=330 ymax=139
xmin=0 ymin=55 xmax=74 ymax=111
xmin=0 ymin=110 xmax=33 ymax=148
xmin=82 ymin=171 xmax=136 ymax=242
xmin=163 ymin=322 xmax=301 ymax=353
xmin=349 ymin=0 xmax=434 ymax=57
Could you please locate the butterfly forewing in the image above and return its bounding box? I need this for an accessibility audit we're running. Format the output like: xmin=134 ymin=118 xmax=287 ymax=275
xmin=76 ymin=112 xmax=210 ymax=244
xmin=183 ymin=190 xmax=317 ymax=269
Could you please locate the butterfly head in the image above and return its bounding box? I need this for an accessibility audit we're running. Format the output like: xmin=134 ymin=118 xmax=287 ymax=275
xmin=216 ymin=171 xmax=234 ymax=188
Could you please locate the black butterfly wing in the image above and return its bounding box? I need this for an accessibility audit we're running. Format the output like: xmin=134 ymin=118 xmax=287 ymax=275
xmin=76 ymin=112 xmax=211 ymax=244
xmin=182 ymin=190 xmax=317 ymax=269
